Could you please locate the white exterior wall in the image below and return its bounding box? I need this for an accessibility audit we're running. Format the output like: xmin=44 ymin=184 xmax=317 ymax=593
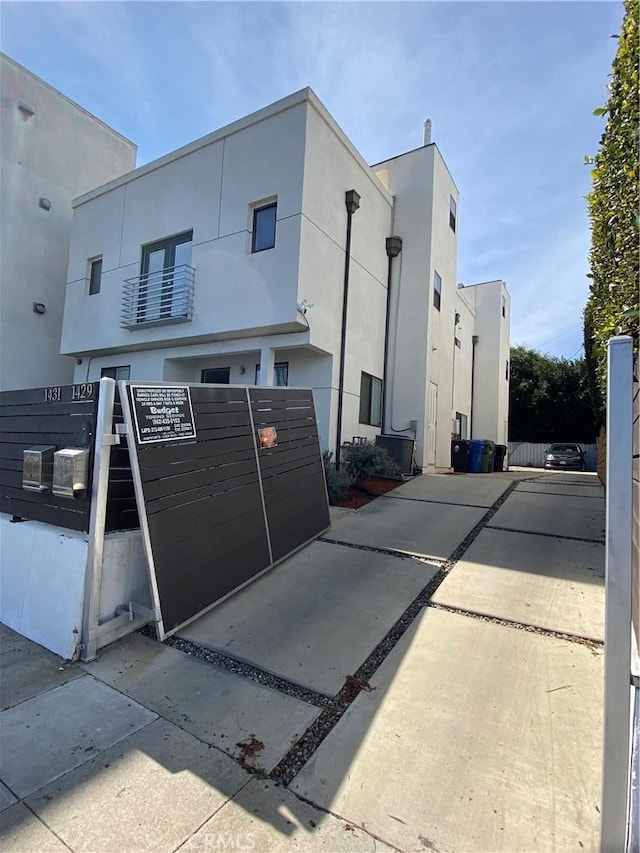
xmin=465 ymin=279 xmax=511 ymax=444
xmin=0 ymin=53 xmax=137 ymax=391
xmin=452 ymin=288 xmax=476 ymax=437
xmin=300 ymin=102 xmax=392 ymax=452
xmin=65 ymin=91 xmax=394 ymax=456
xmin=62 ymin=97 xmax=309 ymax=357
xmin=373 ymin=144 xmax=459 ymax=469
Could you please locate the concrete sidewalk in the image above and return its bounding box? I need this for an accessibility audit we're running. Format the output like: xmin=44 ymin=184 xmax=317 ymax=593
xmin=0 ymin=469 xmax=604 ymax=852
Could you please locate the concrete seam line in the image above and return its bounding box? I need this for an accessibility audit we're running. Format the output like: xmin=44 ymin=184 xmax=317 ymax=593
xmin=513 ymin=489 xmax=604 ymax=500
xmin=427 ymin=602 xmax=604 ymax=649
xmin=485 ymin=525 xmax=605 ymax=545
xmin=379 ymin=494 xmax=491 ymax=509
xmin=287 ymin=790 xmax=406 ymax=853
xmin=19 ymin=800 xmax=74 ymax=852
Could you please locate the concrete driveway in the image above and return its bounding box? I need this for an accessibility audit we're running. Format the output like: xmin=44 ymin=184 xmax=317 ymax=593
xmin=1 ymin=469 xmax=604 ymax=852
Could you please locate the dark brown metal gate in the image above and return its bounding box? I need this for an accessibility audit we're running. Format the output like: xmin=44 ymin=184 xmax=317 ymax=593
xmin=121 ymin=382 xmax=329 ymax=638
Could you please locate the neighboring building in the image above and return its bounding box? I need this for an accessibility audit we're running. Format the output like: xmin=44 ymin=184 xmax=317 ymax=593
xmin=0 ymin=53 xmax=137 ymax=391
xmin=60 ymin=86 xmax=509 ymax=469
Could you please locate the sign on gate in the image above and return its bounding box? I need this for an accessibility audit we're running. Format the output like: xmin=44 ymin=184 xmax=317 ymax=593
xmin=130 ymin=385 xmax=196 ymax=444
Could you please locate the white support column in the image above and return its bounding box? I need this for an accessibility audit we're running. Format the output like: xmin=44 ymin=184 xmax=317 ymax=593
xmin=601 ymin=335 xmax=634 ymax=852
xmin=259 ymin=346 xmax=275 ymax=387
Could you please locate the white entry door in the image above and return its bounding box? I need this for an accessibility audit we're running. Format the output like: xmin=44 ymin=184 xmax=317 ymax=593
xmin=427 ymin=382 xmax=438 ymax=466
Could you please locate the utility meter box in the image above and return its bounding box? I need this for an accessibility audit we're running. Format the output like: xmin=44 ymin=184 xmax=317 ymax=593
xmin=22 ymin=445 xmax=56 ymax=492
xmin=52 ymin=448 xmax=90 ymax=498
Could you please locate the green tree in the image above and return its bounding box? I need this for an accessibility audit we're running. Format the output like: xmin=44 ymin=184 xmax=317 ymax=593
xmin=509 ymin=346 xmax=599 ymax=442
xmin=585 ymin=0 xmax=639 ymax=408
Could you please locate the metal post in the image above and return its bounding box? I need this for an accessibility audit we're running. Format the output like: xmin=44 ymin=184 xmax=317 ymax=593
xmin=601 ymin=335 xmax=633 ymax=852
xmin=335 ymin=189 xmax=360 ymax=471
xmin=81 ymin=378 xmax=117 ymax=662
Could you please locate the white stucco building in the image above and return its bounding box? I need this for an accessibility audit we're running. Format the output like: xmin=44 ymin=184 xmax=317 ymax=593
xmin=0 ymin=53 xmax=137 ymax=391
xmin=60 ymin=87 xmax=509 ymax=470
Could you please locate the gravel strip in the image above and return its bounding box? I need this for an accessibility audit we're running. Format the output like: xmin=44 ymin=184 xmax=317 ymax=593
xmin=319 ymin=537 xmax=446 ymax=566
xmin=138 ymin=628 xmax=333 ymax=708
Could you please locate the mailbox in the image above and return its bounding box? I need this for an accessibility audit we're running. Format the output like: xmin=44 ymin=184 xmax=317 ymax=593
xmin=52 ymin=448 xmax=90 ymax=498
xmin=22 ymin=445 xmax=56 ymax=492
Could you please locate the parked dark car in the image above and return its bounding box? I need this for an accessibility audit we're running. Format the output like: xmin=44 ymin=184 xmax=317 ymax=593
xmin=543 ymin=443 xmax=586 ymax=471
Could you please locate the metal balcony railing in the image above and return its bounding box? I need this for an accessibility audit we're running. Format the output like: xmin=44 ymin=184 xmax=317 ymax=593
xmin=121 ymin=264 xmax=195 ymax=330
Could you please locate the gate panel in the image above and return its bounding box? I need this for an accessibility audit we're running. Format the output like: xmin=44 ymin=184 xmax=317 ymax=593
xmin=124 ymin=384 xmax=271 ymax=637
xmin=250 ymin=387 xmax=330 ymax=562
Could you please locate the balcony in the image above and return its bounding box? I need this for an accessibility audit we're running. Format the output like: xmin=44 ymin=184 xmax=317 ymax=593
xmin=121 ymin=264 xmax=195 ymax=330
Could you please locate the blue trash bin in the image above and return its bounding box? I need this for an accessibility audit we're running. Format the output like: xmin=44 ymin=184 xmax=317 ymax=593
xmin=468 ymin=439 xmax=485 ymax=473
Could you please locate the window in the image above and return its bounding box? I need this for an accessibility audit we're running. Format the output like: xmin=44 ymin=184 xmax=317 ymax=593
xmin=252 ymin=202 xmax=277 ymax=252
xmin=449 ymin=196 xmax=457 ymax=232
xmin=359 ymin=372 xmax=382 ymax=427
xmin=254 ymin=362 xmax=288 ymax=386
xmin=505 ymin=360 xmax=510 ymax=381
xmin=502 ymin=295 xmax=506 ymax=318
xmin=101 ymin=365 xmax=130 ymax=380
xmin=89 ymin=258 xmax=102 ymax=295
xmin=433 ymin=271 xmax=442 ymax=311
xmin=201 ymin=367 xmax=230 ymax=384
xmin=452 ymin=412 xmax=468 ymax=439
xmin=138 ymin=231 xmax=193 ymax=323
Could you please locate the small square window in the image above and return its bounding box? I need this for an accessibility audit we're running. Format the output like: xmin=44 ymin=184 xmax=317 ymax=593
xmin=449 ymin=196 xmax=457 ymax=232
xmin=433 ymin=271 xmax=442 ymax=311
xmin=101 ymin=365 xmax=130 ymax=380
xmin=359 ymin=372 xmax=382 ymax=427
xmin=89 ymin=258 xmax=102 ymax=295
xmin=252 ymin=202 xmax=277 ymax=252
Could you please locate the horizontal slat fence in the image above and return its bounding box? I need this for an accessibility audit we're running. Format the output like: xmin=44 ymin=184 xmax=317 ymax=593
xmin=250 ymin=387 xmax=329 ymax=562
xmin=0 ymin=384 xmax=98 ymax=531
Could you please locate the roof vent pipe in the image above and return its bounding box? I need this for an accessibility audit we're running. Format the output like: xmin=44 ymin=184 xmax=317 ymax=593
xmin=423 ymin=119 xmax=432 ymax=146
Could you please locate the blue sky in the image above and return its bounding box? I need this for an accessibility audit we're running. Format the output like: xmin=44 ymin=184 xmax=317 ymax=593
xmin=1 ymin=1 xmax=623 ymax=360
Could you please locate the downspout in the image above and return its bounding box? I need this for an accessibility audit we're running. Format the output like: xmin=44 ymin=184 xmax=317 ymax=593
xmin=470 ymin=334 xmax=479 ymax=438
xmin=382 ymin=237 xmax=403 ymax=434
xmin=335 ymin=189 xmax=360 ymax=471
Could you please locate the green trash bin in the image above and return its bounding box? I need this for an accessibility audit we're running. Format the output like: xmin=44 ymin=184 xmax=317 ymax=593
xmin=480 ymin=440 xmax=496 ymax=473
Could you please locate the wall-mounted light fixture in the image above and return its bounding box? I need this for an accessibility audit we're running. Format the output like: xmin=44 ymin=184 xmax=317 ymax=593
xmin=33 ymin=302 xmax=46 ymax=315
xmin=38 ymin=197 xmax=52 ymax=211
xmin=18 ymin=101 xmax=35 ymax=119
xmin=239 ymin=365 xmax=246 ymax=375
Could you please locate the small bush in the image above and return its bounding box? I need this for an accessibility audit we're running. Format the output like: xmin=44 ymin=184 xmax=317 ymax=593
xmin=343 ymin=441 xmax=400 ymax=482
xmin=322 ymin=450 xmax=353 ymax=505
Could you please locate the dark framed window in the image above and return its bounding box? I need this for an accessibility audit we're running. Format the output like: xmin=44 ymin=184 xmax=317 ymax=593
xmin=201 ymin=367 xmax=230 ymax=384
xmin=252 ymin=202 xmax=277 ymax=253
xmin=139 ymin=231 xmax=193 ymax=322
xmin=454 ymin=337 xmax=461 ymax=348
xmin=449 ymin=196 xmax=457 ymax=232
xmin=254 ymin=361 xmax=288 ymax=386
xmin=505 ymin=360 xmax=510 ymax=381
xmin=359 ymin=372 xmax=382 ymax=427
xmin=502 ymin=295 xmax=506 ymax=317
xmin=89 ymin=258 xmax=102 ymax=295
xmin=101 ymin=365 xmax=130 ymax=380
xmin=453 ymin=411 xmax=468 ymax=439
xmin=433 ymin=271 xmax=442 ymax=311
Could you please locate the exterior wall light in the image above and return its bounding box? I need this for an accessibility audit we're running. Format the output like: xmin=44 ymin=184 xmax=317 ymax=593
xmin=33 ymin=302 xmax=46 ymax=315
xmin=39 ymin=197 xmax=52 ymax=211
